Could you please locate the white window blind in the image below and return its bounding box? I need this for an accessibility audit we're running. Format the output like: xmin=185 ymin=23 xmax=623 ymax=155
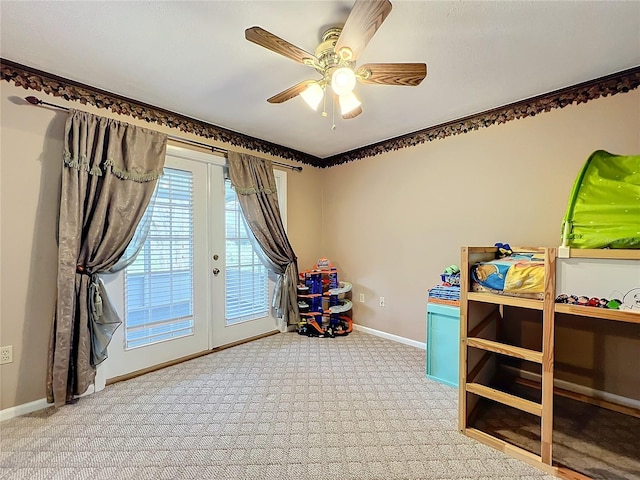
xmin=225 ymin=178 xmax=268 ymax=324
xmin=124 ymin=168 xmax=194 ymax=349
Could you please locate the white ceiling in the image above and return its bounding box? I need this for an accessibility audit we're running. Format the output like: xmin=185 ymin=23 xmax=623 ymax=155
xmin=1 ymin=1 xmax=639 ymax=159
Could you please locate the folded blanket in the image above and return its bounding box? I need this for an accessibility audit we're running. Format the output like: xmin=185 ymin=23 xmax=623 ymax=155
xmin=471 ymin=254 xmax=545 ymax=294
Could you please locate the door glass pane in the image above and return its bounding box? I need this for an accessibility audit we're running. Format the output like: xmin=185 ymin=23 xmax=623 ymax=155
xmin=224 ymin=179 xmax=268 ymax=325
xmin=124 ymin=168 xmax=194 ymax=349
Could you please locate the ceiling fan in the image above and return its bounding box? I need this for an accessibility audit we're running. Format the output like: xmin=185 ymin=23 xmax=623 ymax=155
xmin=245 ymin=0 xmax=427 ymax=120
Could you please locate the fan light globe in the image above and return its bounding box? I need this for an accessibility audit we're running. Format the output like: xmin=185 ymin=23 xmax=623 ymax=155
xmin=338 ymin=91 xmax=361 ymax=115
xmin=300 ymin=82 xmax=324 ymax=111
xmin=331 ymin=67 xmax=356 ymax=96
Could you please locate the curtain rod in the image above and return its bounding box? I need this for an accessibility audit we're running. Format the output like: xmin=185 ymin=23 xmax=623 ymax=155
xmin=24 ymin=96 xmax=303 ymax=172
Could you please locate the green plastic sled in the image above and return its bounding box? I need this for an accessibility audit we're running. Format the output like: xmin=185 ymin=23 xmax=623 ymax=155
xmin=561 ymin=150 xmax=640 ymax=249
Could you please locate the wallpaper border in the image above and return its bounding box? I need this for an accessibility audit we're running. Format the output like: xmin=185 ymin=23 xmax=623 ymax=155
xmin=2 ymin=58 xmax=638 ymax=169
xmin=0 ymin=59 xmax=320 ymax=166
xmin=323 ymin=66 xmax=640 ymax=167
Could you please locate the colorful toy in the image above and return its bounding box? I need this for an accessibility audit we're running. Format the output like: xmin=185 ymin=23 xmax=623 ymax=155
xmin=494 ymin=242 xmax=513 ymax=258
xmin=297 ymin=258 xmax=353 ymax=338
xmin=607 ymin=299 xmax=622 ymax=310
xmin=554 ymin=291 xmax=636 ymax=311
xmin=440 ymin=265 xmax=460 ymax=286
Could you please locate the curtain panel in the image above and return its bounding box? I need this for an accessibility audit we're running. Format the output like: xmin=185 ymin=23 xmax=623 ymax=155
xmin=227 ymin=152 xmax=299 ymax=326
xmin=47 ymin=109 xmax=167 ymax=407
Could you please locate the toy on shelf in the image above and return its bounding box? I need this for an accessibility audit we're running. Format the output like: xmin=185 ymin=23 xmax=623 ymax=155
xmin=555 ymin=287 xmax=640 ymax=312
xmin=428 ymin=264 xmax=461 ymax=307
xmin=296 ymin=258 xmax=353 ymax=338
xmin=440 ymin=264 xmax=461 ymax=286
xmin=494 ymin=242 xmax=513 ymax=258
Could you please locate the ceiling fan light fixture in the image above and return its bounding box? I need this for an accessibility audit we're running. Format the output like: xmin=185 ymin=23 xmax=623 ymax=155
xmin=300 ymin=82 xmax=324 ymax=110
xmin=337 ymin=47 xmax=354 ymax=61
xmin=338 ymin=91 xmax=361 ymax=115
xmin=331 ymin=67 xmax=356 ymax=96
xmin=246 ymin=0 xmax=426 ymax=122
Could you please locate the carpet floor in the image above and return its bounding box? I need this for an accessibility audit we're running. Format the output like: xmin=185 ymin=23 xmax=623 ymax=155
xmin=0 ymin=330 xmax=555 ymax=480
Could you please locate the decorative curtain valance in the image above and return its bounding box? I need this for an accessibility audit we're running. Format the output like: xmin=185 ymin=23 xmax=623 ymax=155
xmin=63 ymin=110 xmax=165 ymax=181
xmin=227 ymin=151 xmax=299 ymax=326
xmin=48 ymin=109 xmax=167 ymax=407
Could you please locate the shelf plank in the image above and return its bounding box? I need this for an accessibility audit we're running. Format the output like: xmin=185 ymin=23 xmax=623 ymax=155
xmin=463 ymin=428 xmax=552 ymax=471
xmin=467 ymin=383 xmax=543 ymax=416
xmin=567 ymin=248 xmax=640 ymax=260
xmin=513 ymin=376 xmax=640 ymax=420
xmin=555 ymin=304 xmax=640 ymax=324
xmin=467 ymin=337 xmax=543 ymax=363
xmin=467 ymin=292 xmax=544 ymax=310
xmin=467 ymin=246 xmax=548 ymax=253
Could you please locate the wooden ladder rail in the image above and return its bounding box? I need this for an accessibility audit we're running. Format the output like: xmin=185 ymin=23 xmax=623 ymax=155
xmin=541 ymin=247 xmax=556 ymax=465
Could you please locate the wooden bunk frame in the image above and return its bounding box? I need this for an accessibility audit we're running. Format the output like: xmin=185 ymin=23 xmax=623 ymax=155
xmin=458 ymin=246 xmax=640 ymax=480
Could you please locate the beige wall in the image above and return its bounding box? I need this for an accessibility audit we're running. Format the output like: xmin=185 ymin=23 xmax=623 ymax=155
xmin=0 ymin=81 xmax=323 ymax=410
xmin=1 ymin=80 xmax=638 ymax=410
xmin=321 ymin=90 xmax=640 ymax=342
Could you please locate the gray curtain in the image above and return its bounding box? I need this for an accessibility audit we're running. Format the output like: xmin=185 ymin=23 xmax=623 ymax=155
xmin=47 ymin=109 xmax=167 ymax=407
xmin=108 ymin=183 xmax=159 ymax=272
xmin=227 ymin=151 xmax=299 ymax=325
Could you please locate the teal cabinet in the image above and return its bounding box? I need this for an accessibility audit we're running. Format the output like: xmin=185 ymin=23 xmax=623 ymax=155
xmin=426 ymin=303 xmax=460 ymax=387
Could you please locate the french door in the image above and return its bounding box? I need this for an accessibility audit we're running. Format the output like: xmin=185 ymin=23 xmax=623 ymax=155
xmin=102 ymin=145 xmax=281 ymax=380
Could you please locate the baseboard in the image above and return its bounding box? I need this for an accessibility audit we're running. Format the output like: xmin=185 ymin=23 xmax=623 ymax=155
xmin=352 ymin=323 xmax=426 ymax=350
xmin=0 ymin=397 xmax=50 ymax=422
xmin=503 ymin=365 xmax=640 ymax=411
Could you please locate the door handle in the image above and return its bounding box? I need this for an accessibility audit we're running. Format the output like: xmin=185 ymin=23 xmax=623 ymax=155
xmin=212 ymin=268 xmax=220 ymax=276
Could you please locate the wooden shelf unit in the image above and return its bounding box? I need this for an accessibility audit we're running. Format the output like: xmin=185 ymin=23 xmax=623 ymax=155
xmin=458 ymin=246 xmax=640 ymax=479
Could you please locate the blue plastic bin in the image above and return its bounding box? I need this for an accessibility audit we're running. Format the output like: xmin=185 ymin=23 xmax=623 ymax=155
xmin=426 ymin=303 xmax=460 ymax=387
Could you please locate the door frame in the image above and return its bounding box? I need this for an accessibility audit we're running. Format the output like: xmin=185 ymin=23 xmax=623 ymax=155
xmin=100 ymin=145 xmax=225 ymax=381
xmin=98 ymin=144 xmax=289 ymax=385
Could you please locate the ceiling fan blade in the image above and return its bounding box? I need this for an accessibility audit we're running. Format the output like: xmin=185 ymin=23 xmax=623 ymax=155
xmin=342 ymin=105 xmax=363 ymax=120
xmin=245 ymin=26 xmax=316 ymax=65
xmin=357 ymin=63 xmax=427 ymax=86
xmin=267 ymin=81 xmax=312 ymax=104
xmin=334 ymin=0 xmax=392 ymax=61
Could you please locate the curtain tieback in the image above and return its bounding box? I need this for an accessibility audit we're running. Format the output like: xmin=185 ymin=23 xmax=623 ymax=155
xmin=76 ymin=266 xmax=103 ymax=317
xmin=76 ymin=265 xmax=93 ymax=275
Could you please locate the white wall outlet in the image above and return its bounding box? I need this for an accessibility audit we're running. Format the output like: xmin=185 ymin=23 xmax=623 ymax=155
xmin=359 ymin=293 xmax=365 ymax=303
xmin=379 ymin=296 xmax=385 ymax=307
xmin=0 ymin=345 xmax=13 ymax=365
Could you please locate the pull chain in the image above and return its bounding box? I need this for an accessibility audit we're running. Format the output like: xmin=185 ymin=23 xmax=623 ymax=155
xmin=331 ymin=95 xmax=336 ymax=130
xmin=321 ymin=85 xmax=328 ymax=118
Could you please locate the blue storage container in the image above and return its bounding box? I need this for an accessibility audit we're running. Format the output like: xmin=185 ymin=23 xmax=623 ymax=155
xmin=426 ymin=303 xmax=460 ymax=387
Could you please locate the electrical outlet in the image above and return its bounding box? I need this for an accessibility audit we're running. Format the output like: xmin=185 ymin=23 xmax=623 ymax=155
xmin=379 ymin=296 xmax=385 ymax=307
xmin=359 ymin=293 xmax=365 ymax=303
xmin=0 ymin=345 xmax=13 ymax=365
